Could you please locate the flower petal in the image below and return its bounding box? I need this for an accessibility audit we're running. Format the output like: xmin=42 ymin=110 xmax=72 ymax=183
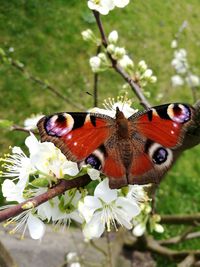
xmin=94 ymin=178 xmax=117 ymax=204
xmin=83 ymin=212 xmax=105 ymax=239
xmin=27 ymin=213 xmax=46 ymax=239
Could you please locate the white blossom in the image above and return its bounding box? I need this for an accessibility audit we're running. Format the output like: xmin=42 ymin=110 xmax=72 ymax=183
xmin=90 ymin=95 xmax=138 ymax=118
xmin=0 ymin=146 xmax=34 ymax=188
xmin=185 ymin=74 xmax=200 ymax=87
xmin=171 ymin=75 xmax=184 ymax=87
xmin=79 ymin=178 xmax=140 ymax=239
xmin=24 ymin=114 xmax=44 ymax=130
xmin=87 ymin=0 xmax=129 ymax=15
xmin=25 ymin=133 xmax=79 ymax=179
xmin=87 ymin=0 xmax=114 ymax=15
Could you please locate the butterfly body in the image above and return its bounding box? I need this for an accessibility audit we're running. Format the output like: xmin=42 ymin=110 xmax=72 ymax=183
xmin=37 ymin=103 xmax=195 ymax=188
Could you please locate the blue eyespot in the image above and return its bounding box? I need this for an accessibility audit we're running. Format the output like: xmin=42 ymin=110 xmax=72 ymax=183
xmin=152 ymin=147 xmax=168 ymax=165
xmin=85 ymin=154 xmax=101 ymax=170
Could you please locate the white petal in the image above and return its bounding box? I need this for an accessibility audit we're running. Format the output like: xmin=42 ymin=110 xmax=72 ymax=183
xmin=116 ymin=197 xmax=140 ymax=218
xmin=87 ymin=168 xmax=100 ymax=180
xmin=79 ymin=196 xmax=102 ymax=222
xmin=62 ymin=161 xmax=79 ymax=176
xmin=83 ymin=212 xmax=105 ymax=239
xmin=94 ymin=178 xmax=117 ymax=204
xmin=114 ymin=0 xmax=129 ymax=8
xmin=25 ymin=133 xmax=40 ymax=155
xmin=27 ymin=213 xmax=46 ymax=239
xmin=2 ymin=179 xmax=25 ymax=203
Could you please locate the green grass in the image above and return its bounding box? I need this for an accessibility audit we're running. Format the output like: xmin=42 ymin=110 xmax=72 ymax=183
xmin=1 ymin=1 xmax=200 ymax=266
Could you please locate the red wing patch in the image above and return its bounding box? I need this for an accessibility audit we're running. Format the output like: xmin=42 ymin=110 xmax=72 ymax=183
xmin=135 ymin=113 xmax=181 ymax=147
xmin=62 ymin=119 xmax=110 ymax=160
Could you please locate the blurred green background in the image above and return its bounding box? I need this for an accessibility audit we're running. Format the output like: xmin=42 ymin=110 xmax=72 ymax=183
xmin=0 ymin=0 xmax=200 ymax=266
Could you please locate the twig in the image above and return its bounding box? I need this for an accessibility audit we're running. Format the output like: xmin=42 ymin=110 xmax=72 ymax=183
xmin=177 ymin=254 xmax=195 ymax=267
xmin=0 ymin=175 xmax=91 ymax=222
xmin=92 ymin=10 xmax=151 ymax=109
xmin=145 ymin=235 xmax=200 ymax=260
xmin=161 ymin=214 xmax=200 ymax=224
xmin=158 ymin=227 xmax=196 ymax=245
xmin=11 ymin=125 xmax=38 ymax=134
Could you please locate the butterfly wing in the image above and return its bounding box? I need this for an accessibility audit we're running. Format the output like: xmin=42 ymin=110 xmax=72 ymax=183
xmin=37 ymin=112 xmax=112 ymax=161
xmin=127 ymin=103 xmax=195 ymax=185
xmin=37 ymin=111 xmax=129 ymax=187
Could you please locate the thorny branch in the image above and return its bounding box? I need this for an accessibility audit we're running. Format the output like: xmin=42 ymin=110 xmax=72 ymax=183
xmin=92 ymin=10 xmax=151 ymax=109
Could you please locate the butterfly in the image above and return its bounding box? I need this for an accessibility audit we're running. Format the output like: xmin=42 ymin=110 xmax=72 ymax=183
xmin=37 ymin=103 xmax=195 ymax=189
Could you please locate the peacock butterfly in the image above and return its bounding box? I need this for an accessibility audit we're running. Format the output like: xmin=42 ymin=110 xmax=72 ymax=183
xmin=37 ymin=103 xmax=195 ymax=189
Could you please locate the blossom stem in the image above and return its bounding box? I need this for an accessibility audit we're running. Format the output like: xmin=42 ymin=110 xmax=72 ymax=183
xmin=92 ymin=11 xmax=151 ymax=109
xmin=0 ymin=175 xmax=91 ymax=222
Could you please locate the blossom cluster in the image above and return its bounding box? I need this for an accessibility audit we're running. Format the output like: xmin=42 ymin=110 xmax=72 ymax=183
xmin=171 ymin=33 xmax=200 ymax=88
xmin=82 ymin=29 xmax=157 ymax=89
xmin=0 ymin=98 xmax=156 ymax=241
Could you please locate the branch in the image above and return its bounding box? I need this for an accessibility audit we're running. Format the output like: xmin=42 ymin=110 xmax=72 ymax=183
xmin=93 ymin=10 xmax=151 ymax=109
xmin=0 ymin=175 xmax=91 ymax=222
xmin=11 ymin=125 xmax=38 ymax=135
xmin=158 ymin=227 xmax=198 ymax=245
xmin=161 ymin=214 xmax=200 ymax=225
xmin=145 ymin=235 xmax=200 ymax=260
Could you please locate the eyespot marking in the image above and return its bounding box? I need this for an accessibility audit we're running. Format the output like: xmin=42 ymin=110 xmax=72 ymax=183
xmin=148 ymin=143 xmax=173 ymax=169
xmin=167 ymin=104 xmax=191 ymax=123
xmin=45 ymin=113 xmax=74 ymax=137
xmin=83 ymin=148 xmax=105 ymax=170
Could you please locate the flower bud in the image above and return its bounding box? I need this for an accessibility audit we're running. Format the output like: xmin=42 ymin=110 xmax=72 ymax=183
xmin=149 ymin=75 xmax=157 ymax=83
xmin=143 ymin=69 xmax=153 ymax=78
xmin=113 ymin=47 xmax=126 ymax=60
xmin=89 ymin=56 xmax=101 ymax=72
xmin=171 ymin=40 xmax=178 ymax=48
xmin=154 ymin=223 xmax=164 ymax=233
xmin=108 ymin=30 xmax=118 ymax=44
xmin=138 ymin=60 xmax=147 ymax=71
xmin=98 ymin=52 xmax=107 ymax=62
xmin=118 ymin=55 xmax=134 ymax=70
xmin=107 ymin=44 xmax=116 ymax=54
xmin=81 ymin=29 xmax=94 ymax=42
